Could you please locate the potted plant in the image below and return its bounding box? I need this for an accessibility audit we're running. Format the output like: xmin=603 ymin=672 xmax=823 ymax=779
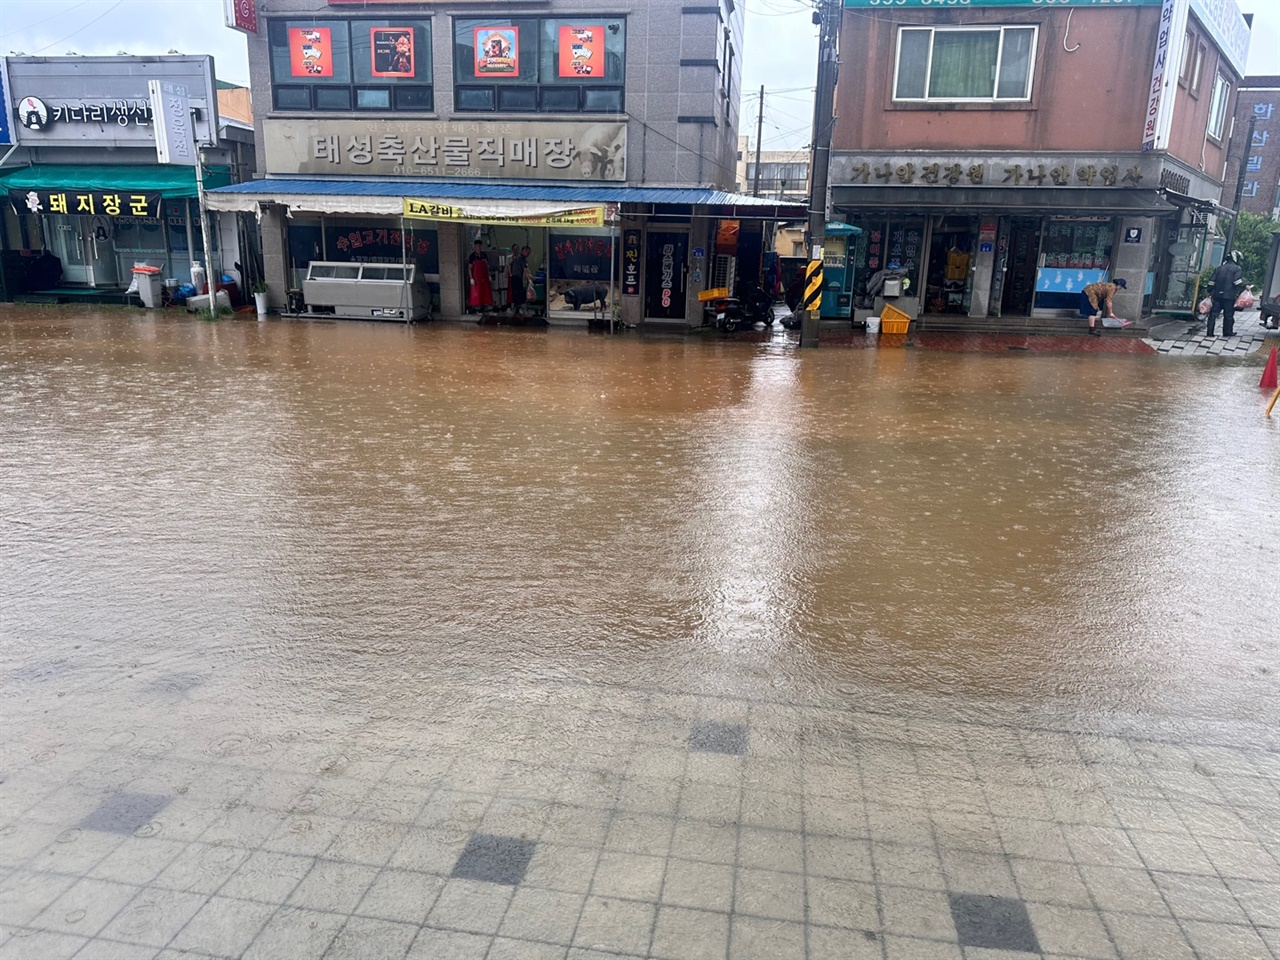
xmin=251 ymin=280 xmax=269 ymax=318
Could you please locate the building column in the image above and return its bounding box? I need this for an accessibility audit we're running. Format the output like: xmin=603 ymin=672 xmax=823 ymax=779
xmin=1112 ymin=216 xmax=1155 ymax=319
xmin=968 ymin=218 xmax=999 ymax=317
xmin=260 ymin=206 xmax=289 ymax=310
xmin=437 ymin=220 xmax=464 ymax=319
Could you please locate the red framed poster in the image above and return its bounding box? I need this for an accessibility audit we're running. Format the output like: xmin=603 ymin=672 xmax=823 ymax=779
xmin=474 ymin=27 xmax=518 ymax=77
xmin=371 ymin=28 xmax=414 ymax=77
xmin=559 ymin=26 xmax=604 ymax=78
xmin=289 ymin=27 xmax=333 ymax=77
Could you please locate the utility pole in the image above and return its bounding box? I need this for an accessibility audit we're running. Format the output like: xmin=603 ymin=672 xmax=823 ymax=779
xmin=1224 ymin=115 xmax=1259 ymax=259
xmin=799 ymin=0 xmax=840 ymax=348
xmin=753 ymin=86 xmax=765 ymax=197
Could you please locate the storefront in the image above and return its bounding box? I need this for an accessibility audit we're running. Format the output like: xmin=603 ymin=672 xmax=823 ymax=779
xmin=0 ymin=55 xmax=247 ymax=300
xmin=827 ymin=152 xmax=1230 ymax=323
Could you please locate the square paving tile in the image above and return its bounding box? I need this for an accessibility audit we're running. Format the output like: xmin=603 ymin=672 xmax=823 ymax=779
xmin=947 ymin=892 xmax=1040 ymax=954
xmin=689 ymin=720 xmax=748 ymax=756
xmin=79 ymin=792 xmax=171 ymax=836
xmin=451 ymin=832 xmax=537 ymax=886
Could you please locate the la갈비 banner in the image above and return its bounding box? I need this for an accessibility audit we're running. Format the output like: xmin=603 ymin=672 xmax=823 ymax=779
xmin=371 ymin=28 xmax=414 ymax=77
xmin=290 ymin=27 xmax=333 ymax=77
xmin=474 ymin=27 xmax=518 ymax=77
xmin=559 ymin=26 xmax=604 ymax=78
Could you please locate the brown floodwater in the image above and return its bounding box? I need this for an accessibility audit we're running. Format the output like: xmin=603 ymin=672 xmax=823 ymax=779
xmin=2 ymin=309 xmax=1277 ymax=741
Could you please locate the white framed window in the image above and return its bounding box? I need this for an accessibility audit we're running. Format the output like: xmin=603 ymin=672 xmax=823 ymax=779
xmin=1207 ymin=72 xmax=1231 ymax=140
xmin=893 ymin=26 xmax=1037 ymax=102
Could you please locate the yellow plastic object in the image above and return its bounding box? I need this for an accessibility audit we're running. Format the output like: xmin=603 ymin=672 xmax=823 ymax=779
xmin=879 ymin=303 xmax=911 ymax=335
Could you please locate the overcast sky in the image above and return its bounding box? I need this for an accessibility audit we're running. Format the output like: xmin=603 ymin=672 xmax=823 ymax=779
xmin=4 ymin=0 xmax=1279 ymax=153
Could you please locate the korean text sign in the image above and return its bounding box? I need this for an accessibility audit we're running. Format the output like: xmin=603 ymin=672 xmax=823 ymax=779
xmin=10 ymin=189 xmax=162 ymax=218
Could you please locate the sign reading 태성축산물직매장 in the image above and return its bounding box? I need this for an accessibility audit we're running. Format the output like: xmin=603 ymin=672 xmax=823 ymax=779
xmin=9 ymin=189 xmax=162 ymax=218
xmin=403 ymin=199 xmax=605 ymax=227
xmin=265 ymin=119 xmax=627 ymax=181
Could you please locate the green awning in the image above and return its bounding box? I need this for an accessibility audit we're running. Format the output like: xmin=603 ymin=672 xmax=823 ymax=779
xmin=0 ymin=164 xmax=231 ymax=199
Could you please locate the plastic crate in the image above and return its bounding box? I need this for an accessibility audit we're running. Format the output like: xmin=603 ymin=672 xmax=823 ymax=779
xmin=879 ymin=303 xmax=911 ymax=335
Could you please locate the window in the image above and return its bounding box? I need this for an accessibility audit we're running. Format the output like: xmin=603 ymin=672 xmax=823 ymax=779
xmin=453 ymin=17 xmax=625 ymax=114
xmin=268 ymin=18 xmax=433 ymax=112
xmin=1190 ymin=43 xmax=1206 ymax=94
xmin=1207 ymin=73 xmax=1231 ymax=140
xmin=1179 ymin=30 xmax=1194 ymax=84
xmin=894 ymin=26 xmax=1036 ymax=102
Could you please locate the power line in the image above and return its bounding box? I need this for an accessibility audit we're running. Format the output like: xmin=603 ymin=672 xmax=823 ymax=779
xmin=32 ymin=0 xmax=125 ymax=54
xmin=8 ymin=0 xmax=95 ymax=38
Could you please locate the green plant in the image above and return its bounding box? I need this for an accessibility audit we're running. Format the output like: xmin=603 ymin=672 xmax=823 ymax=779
xmin=1227 ymin=211 xmax=1278 ymax=290
xmin=251 ymin=280 xmax=269 ymax=294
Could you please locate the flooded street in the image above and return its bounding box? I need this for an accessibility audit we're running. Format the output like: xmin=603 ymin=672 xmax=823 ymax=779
xmin=2 ymin=309 xmax=1278 ymax=960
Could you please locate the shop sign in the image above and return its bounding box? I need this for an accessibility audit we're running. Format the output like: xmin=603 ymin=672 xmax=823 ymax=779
xmin=266 ymin=119 xmax=626 ymax=181
xmin=1124 ymin=227 xmax=1144 ymax=244
xmin=0 ymin=59 xmax=12 ymax=145
xmin=1143 ymin=0 xmax=1175 ymax=151
xmin=224 ymin=0 xmax=257 ymax=34
xmin=403 ymin=198 xmax=605 ymax=227
xmin=9 ymin=189 xmax=162 ymax=218
xmin=549 ymin=233 xmax=616 ymax=280
xmin=15 ymin=96 xmax=151 ymax=130
xmin=1188 ymin=0 xmax=1250 ymax=77
xmin=622 ymin=229 xmax=641 ymax=296
xmin=836 ymin=155 xmax=1158 ymax=189
xmin=149 ymin=81 xmax=196 ymax=166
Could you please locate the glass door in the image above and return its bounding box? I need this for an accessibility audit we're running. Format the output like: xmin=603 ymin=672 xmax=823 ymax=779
xmin=49 ymin=215 xmax=89 ymax=285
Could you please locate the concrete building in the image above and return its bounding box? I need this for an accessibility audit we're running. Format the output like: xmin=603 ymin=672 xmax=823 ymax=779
xmin=830 ymin=0 xmax=1251 ymax=325
xmin=1221 ymin=76 xmax=1280 ymax=218
xmin=209 ymin=0 xmax=798 ymax=327
xmin=0 ymin=56 xmax=254 ymax=303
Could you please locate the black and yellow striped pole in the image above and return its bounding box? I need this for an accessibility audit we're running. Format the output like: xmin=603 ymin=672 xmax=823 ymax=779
xmin=799 ymin=0 xmax=840 ymax=347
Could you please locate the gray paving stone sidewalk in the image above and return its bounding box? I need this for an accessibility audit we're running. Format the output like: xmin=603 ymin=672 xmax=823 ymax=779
xmin=1 ymin=676 xmax=1277 ymax=960
xmin=1145 ymin=309 xmax=1280 ymax=356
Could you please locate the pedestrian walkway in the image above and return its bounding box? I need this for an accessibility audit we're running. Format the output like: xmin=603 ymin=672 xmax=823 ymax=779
xmin=1145 ymin=310 xmax=1280 ymax=357
xmin=2 ymin=674 xmax=1277 ymax=960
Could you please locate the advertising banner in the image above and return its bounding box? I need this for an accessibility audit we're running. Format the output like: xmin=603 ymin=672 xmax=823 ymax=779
xmin=10 ymin=189 xmax=162 ymax=218
xmin=0 ymin=58 xmax=12 ymax=146
xmin=549 ymin=232 xmax=616 ymax=280
xmin=290 ymin=27 xmax=333 ymax=78
xmin=559 ymin=26 xmax=605 ymax=78
xmin=371 ymin=28 xmax=415 ymax=77
xmin=265 ymin=118 xmax=626 ymax=181
xmin=474 ymin=27 xmax=519 ymax=76
xmin=404 ymin=199 xmax=605 ymax=227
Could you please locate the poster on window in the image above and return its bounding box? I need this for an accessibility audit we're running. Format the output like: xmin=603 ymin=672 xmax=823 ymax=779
xmin=558 ymin=26 xmax=604 ymax=78
xmin=289 ymin=27 xmax=333 ymax=77
xmin=474 ymin=27 xmax=518 ymax=77
xmin=370 ymin=28 xmax=415 ymax=77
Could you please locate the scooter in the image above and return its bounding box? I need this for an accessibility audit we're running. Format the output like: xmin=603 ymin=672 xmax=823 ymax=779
xmin=704 ymin=282 xmax=775 ymax=333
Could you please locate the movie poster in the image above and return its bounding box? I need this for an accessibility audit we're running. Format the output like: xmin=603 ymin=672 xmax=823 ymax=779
xmin=371 ymin=28 xmax=414 ymax=77
xmin=558 ymin=26 xmax=604 ymax=78
xmin=474 ymin=27 xmax=518 ymax=77
xmin=289 ymin=27 xmax=333 ymax=77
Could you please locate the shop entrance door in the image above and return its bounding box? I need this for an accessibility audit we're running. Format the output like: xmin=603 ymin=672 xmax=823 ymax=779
xmin=48 ymin=215 xmax=119 ymax=287
xmin=645 ymin=231 xmax=687 ymax=319
xmin=1000 ymin=218 xmax=1040 ymax=316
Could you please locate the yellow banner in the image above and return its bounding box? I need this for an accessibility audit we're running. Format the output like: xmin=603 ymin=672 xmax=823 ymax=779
xmin=403 ymin=198 xmax=605 ymax=227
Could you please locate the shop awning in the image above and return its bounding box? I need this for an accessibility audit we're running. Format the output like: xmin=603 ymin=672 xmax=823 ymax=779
xmin=206 ymin=177 xmax=806 ymax=218
xmin=0 ymin=164 xmax=231 ymax=200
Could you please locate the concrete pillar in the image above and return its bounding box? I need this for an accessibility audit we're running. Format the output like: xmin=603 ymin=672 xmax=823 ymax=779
xmin=969 ymin=219 xmax=999 ymax=317
xmin=1112 ymin=216 xmax=1155 ymax=320
xmin=260 ymin=206 xmax=289 ymax=311
xmin=437 ymin=221 xmax=464 ymax=319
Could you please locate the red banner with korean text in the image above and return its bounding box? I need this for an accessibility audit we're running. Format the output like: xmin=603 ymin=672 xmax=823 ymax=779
xmin=558 ymin=26 xmax=605 ymax=78
xmin=290 ymin=27 xmax=333 ymax=78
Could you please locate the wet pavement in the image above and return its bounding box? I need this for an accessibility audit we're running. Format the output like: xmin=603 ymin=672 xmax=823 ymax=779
xmin=1147 ymin=309 xmax=1280 ymax=357
xmin=1 ymin=308 xmax=1278 ymax=960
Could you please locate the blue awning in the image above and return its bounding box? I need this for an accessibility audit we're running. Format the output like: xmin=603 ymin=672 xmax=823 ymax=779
xmin=206 ymin=177 xmax=806 ymax=218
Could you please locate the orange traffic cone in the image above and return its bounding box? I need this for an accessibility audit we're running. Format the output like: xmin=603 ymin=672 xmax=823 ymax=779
xmin=1261 ymin=346 xmax=1279 ymax=391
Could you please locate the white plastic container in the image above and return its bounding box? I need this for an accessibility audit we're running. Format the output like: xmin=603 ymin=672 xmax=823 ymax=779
xmin=186 ymin=290 xmax=231 ymax=314
xmin=190 ymin=260 xmax=207 ymax=295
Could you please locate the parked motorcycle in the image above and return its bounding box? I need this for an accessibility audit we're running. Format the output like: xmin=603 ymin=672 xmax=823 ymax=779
xmin=704 ymin=282 xmax=775 ymax=333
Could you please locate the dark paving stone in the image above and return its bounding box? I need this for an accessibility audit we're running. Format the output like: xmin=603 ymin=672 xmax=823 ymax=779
xmin=451 ymin=833 xmax=536 ymax=886
xmin=80 ymin=791 xmax=172 ymax=835
xmin=948 ymin=892 xmax=1039 ymax=954
xmin=689 ymin=720 xmax=748 ymax=756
